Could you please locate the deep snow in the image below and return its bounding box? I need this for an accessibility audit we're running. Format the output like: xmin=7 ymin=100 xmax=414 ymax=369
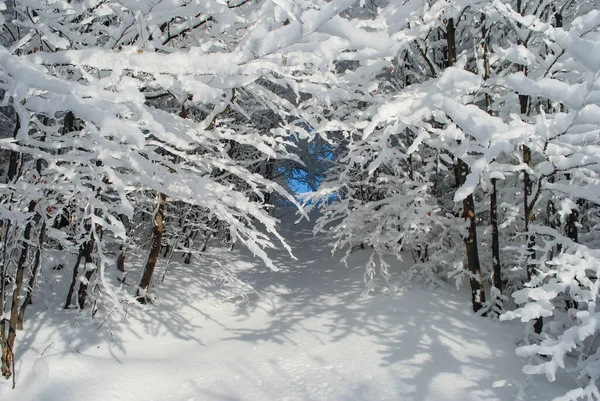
xmin=0 ymin=210 xmax=571 ymax=401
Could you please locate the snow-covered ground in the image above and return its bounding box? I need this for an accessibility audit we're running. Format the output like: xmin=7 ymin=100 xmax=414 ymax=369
xmin=1 ymin=211 xmax=571 ymax=401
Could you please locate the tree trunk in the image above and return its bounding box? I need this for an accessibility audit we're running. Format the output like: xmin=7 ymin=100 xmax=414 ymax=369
xmin=482 ymin=17 xmax=502 ymax=299
xmin=65 ymin=244 xmax=85 ymax=309
xmin=446 ymin=17 xmax=486 ymax=313
xmin=76 ymin=236 xmax=96 ymax=309
xmin=547 ymin=175 xmax=560 ymax=256
xmin=116 ymin=249 xmax=126 ymax=274
xmin=566 ymin=200 xmax=581 ymax=243
xmin=0 ymin=227 xmax=7 ymax=378
xmin=523 ymin=136 xmax=542 ymax=333
xmin=445 ymin=18 xmax=457 ymax=67
xmin=515 ymin=0 xmax=542 ymax=333
xmin=137 ymin=192 xmax=167 ymax=303
xmin=6 ymin=119 xmax=21 ymax=183
xmin=2 ymin=201 xmax=37 ymax=379
xmin=458 ymin=159 xmax=486 ymax=312
xmin=0 ymin=305 xmax=7 ymax=378
xmin=183 ymin=234 xmax=192 ymax=264
xmin=490 ymin=178 xmax=502 ymax=294
xmin=116 ymin=214 xmax=129 ymax=279
xmin=17 ymin=221 xmax=45 ymax=330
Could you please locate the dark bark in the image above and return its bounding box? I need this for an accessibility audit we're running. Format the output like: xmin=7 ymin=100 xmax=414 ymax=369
xmin=515 ymin=0 xmax=541 ymax=333
xmin=17 ymin=221 xmax=45 ymax=330
xmin=483 ymin=19 xmax=502 ymax=298
xmin=183 ymin=235 xmax=192 ymax=264
xmin=117 ymin=248 xmax=126 ymax=273
xmin=446 ymin=17 xmax=485 ymax=313
xmin=0 ymin=214 xmax=10 ymax=377
xmin=0 ymin=312 xmax=7 ymax=379
xmin=564 ymin=200 xmax=581 ymax=311
xmin=491 ymin=178 xmax=501 ymax=295
xmin=547 ymin=198 xmax=559 ymax=256
xmin=65 ymin=245 xmax=85 ymax=309
xmin=137 ymin=192 xmax=167 ymax=303
xmin=201 ymin=220 xmax=216 ymax=253
xmin=566 ymin=200 xmax=581 ymax=243
xmin=2 ymin=201 xmax=37 ymax=379
xmin=6 ymin=118 xmax=20 ymax=182
xmin=2 ymin=114 xmax=50 ymax=376
xmin=523 ymin=134 xmax=542 ymax=333
xmin=445 ymin=18 xmax=457 ymax=68
xmin=457 ymin=160 xmax=486 ymax=313
xmin=116 ymin=214 xmax=130 ymax=276
xmin=416 ymin=244 xmax=429 ymax=263
xmin=63 ymin=111 xmax=75 ymax=135
xmin=0 ymin=232 xmax=7 ymax=378
xmin=76 ymin=237 xmax=96 ymax=309
xmin=201 ymin=234 xmax=210 ymax=253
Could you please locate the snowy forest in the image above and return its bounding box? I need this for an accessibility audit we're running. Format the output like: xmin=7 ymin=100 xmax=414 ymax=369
xmin=1 ymin=0 xmax=600 ymax=400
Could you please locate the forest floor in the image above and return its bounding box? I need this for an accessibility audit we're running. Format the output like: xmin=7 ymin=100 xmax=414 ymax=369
xmin=0 ymin=209 xmax=572 ymax=401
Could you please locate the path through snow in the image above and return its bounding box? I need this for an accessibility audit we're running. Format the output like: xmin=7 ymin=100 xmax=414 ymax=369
xmin=1 ymin=211 xmax=569 ymax=401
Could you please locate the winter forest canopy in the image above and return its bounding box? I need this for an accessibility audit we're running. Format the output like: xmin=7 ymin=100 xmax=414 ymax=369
xmin=1 ymin=0 xmax=600 ymax=399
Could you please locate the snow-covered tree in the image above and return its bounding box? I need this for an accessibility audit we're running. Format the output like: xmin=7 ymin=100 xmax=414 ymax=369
xmin=0 ymin=0 xmax=369 ymax=379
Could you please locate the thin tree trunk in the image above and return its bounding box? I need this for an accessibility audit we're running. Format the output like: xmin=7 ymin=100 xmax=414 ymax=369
xmin=565 ymin=198 xmax=582 ymax=310
xmin=184 ymin=235 xmax=192 ymax=264
xmin=117 ymin=248 xmax=126 ymax=273
xmin=2 ymin=107 xmax=49 ymax=378
xmin=6 ymin=119 xmax=20 ymax=183
xmin=65 ymin=244 xmax=85 ymax=309
xmin=2 ymin=201 xmax=37 ymax=379
xmin=0 ymin=205 xmax=11 ymax=377
xmin=201 ymin=233 xmax=210 ymax=253
xmin=490 ymin=179 xmax=502 ymax=294
xmin=446 ymin=17 xmax=486 ymax=312
xmin=523 ymin=127 xmax=542 ymax=333
xmin=445 ymin=18 xmax=457 ymax=67
xmin=137 ymin=192 xmax=167 ymax=303
xmin=0 ymin=227 xmax=7 ymax=378
xmin=201 ymin=217 xmax=218 ymax=253
xmin=16 ymin=117 xmax=49 ymax=330
xmin=482 ymin=16 xmax=502 ymax=299
xmin=116 ymin=214 xmax=129 ymax=278
xmin=521 ymin=100 xmax=533 ymax=273
xmin=0 ymin=218 xmax=11 ymax=378
xmin=17 ymin=221 xmax=45 ymax=330
xmin=183 ymin=227 xmax=200 ymax=264
xmin=547 ymin=174 xmax=560 ymax=256
xmin=0 ymin=299 xmax=7 ymax=378
xmin=547 ymin=203 xmax=558 ymax=247
xmin=458 ymin=159 xmax=486 ymax=312
xmin=566 ymin=199 xmax=581 ymax=243
xmin=516 ymin=0 xmax=542 ymax=333
xmin=76 ymin=236 xmax=96 ymax=309
xmin=518 ymin=61 xmax=542 ymax=326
